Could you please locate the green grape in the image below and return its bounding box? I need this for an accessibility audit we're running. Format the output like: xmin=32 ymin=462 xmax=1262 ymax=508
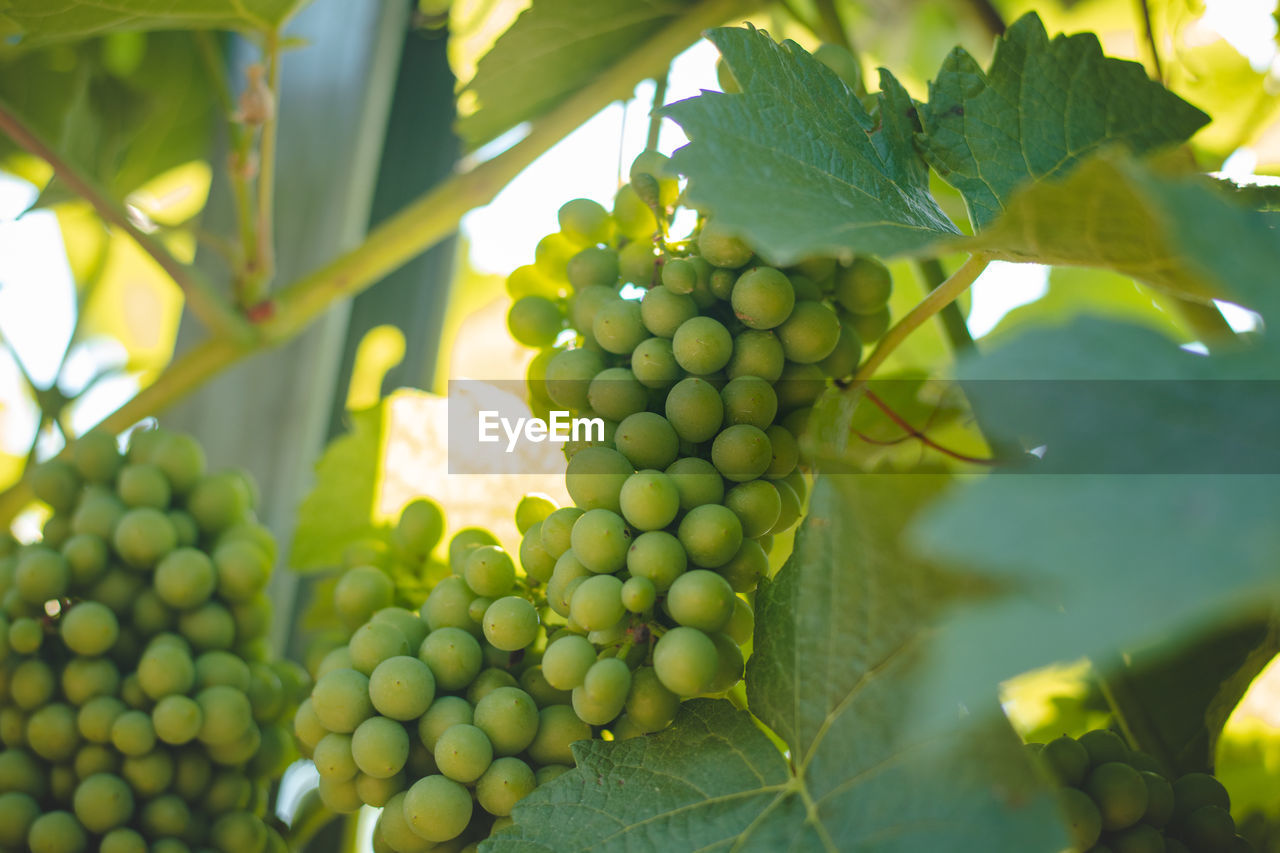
xmin=775 ymin=301 xmax=841 ymax=364
xmin=120 ymin=672 xmax=148 ymax=709
xmin=720 ymin=376 xmax=777 ymax=430
xmin=727 ymin=329 xmax=785 ymax=382
xmin=558 ymin=198 xmax=611 ymax=246
xmin=587 ymin=367 xmax=648 ymax=421
xmin=110 ymin=709 xmax=156 ymax=757
xmin=508 ymin=296 xmax=564 ymax=348
xmin=16 ymin=545 xmax=69 ymax=604
xmin=622 ymin=667 xmax=678 ymax=733
xmin=665 ymin=377 xmax=724 ymax=443
xmin=546 ymin=552 xmax=591 ymax=617
xmin=170 ymin=750 xmax=212 ymax=802
xmin=592 ymin=299 xmax=647 ymax=355
xmin=570 ymin=681 xmax=623 ymax=726
xmin=0 ymin=707 xmax=26 ymax=747
xmin=61 ymin=657 xmax=120 ymax=706
xmin=527 ymin=704 xmax=590 ymax=766
xmin=566 ymin=247 xmax=620 ymax=291
xmin=640 ymin=286 xmax=698 ymax=338
xmin=1110 ymin=823 xmax=1165 ymax=853
xmin=614 ymin=412 xmax=680 ymax=471
xmin=631 ymin=337 xmax=681 ymax=389
xmin=86 ymin=570 xmax=143 ymax=618
xmin=629 ymin=150 xmax=679 ymax=207
xmin=71 ymin=489 xmax=126 ymax=541
xmin=194 ymin=649 xmax=250 ymax=691
xmin=116 ymin=463 xmax=171 ymax=510
xmin=72 ymin=772 xmax=134 ymax=833
xmin=788 ymin=273 xmax=823 ymax=301
xmin=27 ymin=810 xmax=88 ymax=853
xmin=75 ymin=695 xmax=123 ymax=744
xmin=652 ymin=627 xmax=718 ymax=697
xmin=131 ymin=588 xmax=174 ymax=636
xmin=153 ymin=548 xmax=216 ymax=610
xmin=567 ymin=286 xmax=616 ymax=343
xmin=8 ymin=617 xmax=43 ymax=654
xmin=672 ymin=316 xmax=733 ymax=375
xmin=473 ymin=687 xmax=539 ymax=756
xmin=507 ymin=263 xmax=561 ymax=300
xmin=1086 ymin=762 xmax=1148 ymax=831
xmin=663 ymin=457 xmax=723 ymax=512
xmin=403 ymin=774 xmax=473 ymax=842
xmin=138 ymin=641 xmax=195 ymax=699
xmin=58 ymin=600 xmax=118 ymax=657
xmin=61 ymin=534 xmax=108 ymax=586
xmin=848 ymin=306 xmax=890 ymax=343
xmin=0 ymin=748 xmax=45 ymax=798
xmin=536 ymin=765 xmax=572 ymax=786
xmin=448 ymin=528 xmax=500 ymax=575
xmin=369 ymin=656 xmax=435 ymax=721
xmin=100 ymin=827 xmax=147 ymax=853
xmin=1041 ymin=735 xmax=1089 ymax=786
xmin=564 ymin=447 xmax=632 ymax=513
xmin=542 ymin=635 xmax=597 ymax=691
xmin=583 ymin=657 xmax=631 ymax=706
xmin=706 ymin=631 xmax=744 ymax=692
xmin=463 ymin=546 xmax=516 ymax=598
xmin=0 ymin=790 xmax=40 ymax=846
xmin=41 ymin=514 xmax=71 ymax=549
xmin=666 ymin=570 xmax=735 ymax=632
xmin=620 ymin=575 xmax=656 ymax=613
xmin=763 ymin=425 xmax=800 ymax=480
xmin=724 ymin=596 xmax=754 ymax=645
xmin=1172 ymin=772 xmax=1230 ymax=813
xmin=10 ymin=658 xmax=55 ymax=710
xmin=569 ymin=509 xmax=631 ymax=574
xmin=613 ymin=183 xmax=657 ymax=241
xmin=1179 ymin=805 xmax=1236 ymax=850
xmin=351 ymin=771 xmax=400 ymax=808
xmin=310 ymin=669 xmax=373 ymax=734
xmin=519 ymin=523 xmax=557 ymax=583
xmin=483 ymin=597 xmax=539 ymax=652
xmin=375 ymin=792 xmax=431 ymax=853
xmin=176 ymin=601 xmax=235 ymax=651
xmin=1080 ymin=729 xmax=1130 ymax=767
xmin=211 ymin=811 xmax=268 ymax=852
xmin=709 ymin=267 xmax=735 ymax=300
xmin=414 ymin=627 xmax=483 ymax=696
xmin=818 ymin=321 xmax=862 ymax=379
xmin=813 ymin=42 xmax=863 ymax=91
xmin=417 ymin=695 xmax=474 ymax=751
xmin=395 ymin=498 xmax=445 ymax=560
xmin=731 ymin=267 xmax=795 ymax=329
xmin=661 ymin=257 xmax=697 ymax=294
xmin=476 ymin=756 xmax=536 ymax=818
xmin=546 ymin=348 xmax=605 ymax=411
xmin=770 ymin=479 xmax=802 ymax=535
xmin=27 ymin=702 xmax=78 ymax=762
xmin=618 ymin=239 xmax=660 ymax=287
xmin=146 ymin=432 xmax=204 ymax=496
xmin=113 ymin=507 xmax=178 ymax=569
xmin=724 ymin=480 xmax=781 ymax=538
xmin=317 ymin=774 xmax=362 ymax=813
xmin=1058 ymin=786 xmax=1102 ymax=851
xmin=421 ymin=576 xmax=479 ymax=634
xmin=697 ymin=220 xmax=752 ymax=269
xmin=520 ymin=665 xmax=571 ymax=707
xmin=351 ymin=715 xmax=410 ymax=779
xmin=1141 ymin=770 xmax=1174 ymax=826
xmin=152 ymin=695 xmax=202 ymax=745
xmin=195 ymin=685 xmax=254 ymax=747
xmin=73 ymin=742 xmax=119 ymax=778
xmin=541 ymin=507 xmax=585 ymax=559
xmin=138 ymin=793 xmax=189 ymax=838
xmin=774 ymin=366 xmax=824 ymax=419
xmin=626 ymin=530 xmax=687 ymax=591
xmin=349 ymin=621 xmax=411 ymax=676
xmin=533 ymin=231 xmax=575 ymax=277
xmin=833 ymin=257 xmax=892 ymax=315
xmin=433 ymin=723 xmax=492 ymax=783
xmin=212 ymin=540 xmax=269 ymax=602
xmin=569 ymin=574 xmax=625 ymax=632
xmin=32 ymin=459 xmax=82 ymax=513
xmin=71 ymin=431 xmax=122 ymax=483
xmin=515 ymin=493 xmax=557 ymax=534
xmin=168 ymin=509 xmax=199 ymax=548
xmin=185 ymin=473 xmax=250 ymax=536
xmin=678 ymin=504 xmax=743 ymax=568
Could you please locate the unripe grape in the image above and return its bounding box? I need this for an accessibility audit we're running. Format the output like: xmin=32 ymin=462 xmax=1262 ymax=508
xmin=546 ymin=348 xmax=605 ymax=411
xmin=627 ymin=530 xmax=687 ymax=591
xmin=697 ymin=220 xmax=752 ymax=269
xmin=434 ymin=723 xmax=492 ymax=784
xmin=527 ymin=704 xmax=590 ymax=766
xmin=848 ymin=306 xmax=891 ymax=343
xmin=473 ymin=687 xmax=539 ymax=756
xmin=448 ymin=527 xmax=500 ymax=575
xmin=1058 ymin=786 xmax=1102 ymax=851
xmin=418 ymin=627 xmax=483 ymax=691
xmin=776 ymin=300 xmax=842 ymax=364
xmin=403 ymin=775 xmax=473 ymax=843
xmin=1085 ymin=762 xmax=1148 ymax=831
xmin=542 ymin=635 xmax=598 ymax=691
xmin=569 ymin=574 xmax=626 ymax=632
xmin=508 ymin=296 xmax=564 ymax=348
xmin=629 ymin=150 xmax=679 ymax=208
xmin=587 ymin=367 xmax=648 ymax=421
xmin=667 ymin=570 xmax=735 ymax=632
xmin=352 ymin=715 xmax=410 ymax=779
xmin=834 ymin=257 xmax=892 ymax=315
xmin=593 ymin=299 xmax=647 ymax=354
xmin=653 ymin=627 xmax=718 ymax=697
xmin=721 ymin=376 xmax=778 ymax=429
xmin=558 ymin=198 xmax=611 ymax=246
xmin=613 ymin=183 xmax=658 ymax=240
xmin=614 ymin=411 xmax=680 ymax=471
xmin=631 ymin=337 xmax=681 ymax=388
xmin=31 ymin=459 xmax=81 ymax=513
xmin=483 ymin=597 xmax=539 ymax=652
xmin=464 ymin=546 xmax=516 ymax=598
xmin=665 ymin=377 xmax=724 ymax=443
xmin=477 ymin=756 xmax=537 ymax=817
xmin=564 ymin=447 xmax=632 ymax=514
xmin=672 ymin=316 xmax=733 ymax=375
xmin=515 ymin=493 xmax=557 ymax=533
xmin=567 ymin=247 xmax=620 ymax=290
xmin=665 ymin=456 xmax=725 ymax=510
xmin=540 ymin=507 xmax=584 ymax=559
xmin=641 ymin=286 xmax=698 ymax=338
xmin=819 ymin=321 xmax=862 ymax=379
xmin=732 ymin=266 xmax=795 ymax=329
xmin=711 ymin=424 xmax=772 ymax=482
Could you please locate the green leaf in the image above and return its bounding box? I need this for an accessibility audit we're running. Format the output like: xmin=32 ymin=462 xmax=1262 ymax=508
xmin=290 ymin=398 xmax=391 ymax=571
xmin=489 ymin=475 xmax=1067 ymax=853
xmin=453 ymin=0 xmax=702 ymax=150
xmin=0 ymin=0 xmax=305 ymax=41
xmin=916 ymin=12 xmax=1209 ymax=231
xmin=908 ymin=317 xmax=1280 ymax=753
xmin=662 ymin=27 xmax=961 ymax=263
xmin=964 ymin=152 xmax=1280 ymax=306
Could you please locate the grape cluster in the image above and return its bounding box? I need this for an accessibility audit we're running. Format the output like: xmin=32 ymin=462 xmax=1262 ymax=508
xmin=506 ymin=151 xmax=895 ymax=718
xmin=0 ymin=430 xmax=307 ymax=852
xmin=297 ymin=522 xmax=589 ymax=850
xmin=1031 ymin=728 xmax=1254 ymax=852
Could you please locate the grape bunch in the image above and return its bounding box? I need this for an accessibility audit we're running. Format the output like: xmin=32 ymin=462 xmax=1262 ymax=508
xmin=297 ymin=525 xmax=590 ymax=851
xmin=0 ymin=429 xmax=307 ymax=853
xmin=504 ymin=151 xmax=895 ymax=719
xmin=1031 ymin=728 xmax=1254 ymax=852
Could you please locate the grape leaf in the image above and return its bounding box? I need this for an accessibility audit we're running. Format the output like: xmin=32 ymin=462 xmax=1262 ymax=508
xmin=488 ymin=475 xmax=1066 ymax=853
xmin=661 ymin=27 xmax=961 ymax=263
xmin=453 ymin=0 xmax=704 ymax=150
xmin=964 ymin=153 xmax=1280 ymax=306
xmin=916 ymin=12 xmax=1209 ymax=231
xmin=907 ymin=316 xmax=1280 ymax=756
xmin=0 ymin=0 xmax=305 ymax=40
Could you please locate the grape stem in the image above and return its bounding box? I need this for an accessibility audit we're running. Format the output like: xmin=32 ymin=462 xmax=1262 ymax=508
xmin=850 ymin=253 xmax=990 ymax=384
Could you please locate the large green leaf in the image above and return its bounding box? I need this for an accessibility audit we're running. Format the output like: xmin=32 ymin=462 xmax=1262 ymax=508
xmin=662 ymin=27 xmax=961 ymax=263
xmin=453 ymin=0 xmax=702 ymax=150
xmin=0 ymin=0 xmax=305 ymax=40
xmin=916 ymin=12 xmax=1209 ymax=231
xmin=965 ymin=153 xmax=1280 ymax=306
xmin=488 ymin=475 xmax=1066 ymax=853
xmin=907 ymin=316 xmax=1280 ymax=758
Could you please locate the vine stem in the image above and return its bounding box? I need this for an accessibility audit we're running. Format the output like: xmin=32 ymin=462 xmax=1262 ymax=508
xmin=1094 ymin=654 xmax=1178 ymax=775
xmin=851 ymin=253 xmax=990 ymax=384
xmin=914 ymin=257 xmax=976 ymax=354
xmin=252 ymin=30 xmax=283 ymax=296
xmin=646 ymin=71 xmax=668 ymax=151
xmin=0 ymin=100 xmax=251 ymax=344
xmin=0 ymin=0 xmax=754 ymax=527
